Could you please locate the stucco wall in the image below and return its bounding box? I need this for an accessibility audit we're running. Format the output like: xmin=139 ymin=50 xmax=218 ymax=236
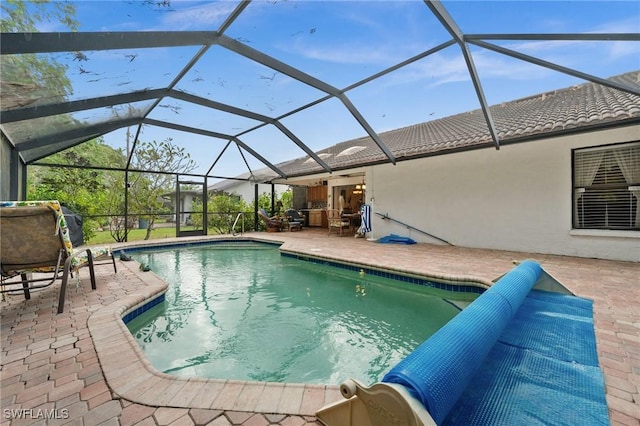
xmin=229 ymin=182 xmax=289 ymax=206
xmin=366 ymin=126 xmax=639 ymax=262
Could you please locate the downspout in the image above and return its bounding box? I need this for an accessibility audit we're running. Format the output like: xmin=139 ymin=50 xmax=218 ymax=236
xmin=203 ymin=176 xmax=208 ymax=235
xmin=271 ymin=184 xmax=276 ymax=216
xmin=254 ymin=183 xmax=259 ymax=231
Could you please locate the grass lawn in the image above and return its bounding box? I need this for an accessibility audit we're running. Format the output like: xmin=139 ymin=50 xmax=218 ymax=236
xmin=87 ymin=227 xmax=200 ymax=245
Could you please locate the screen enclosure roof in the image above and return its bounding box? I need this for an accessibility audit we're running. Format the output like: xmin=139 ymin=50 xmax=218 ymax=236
xmin=2 ymin=0 xmax=639 ymax=185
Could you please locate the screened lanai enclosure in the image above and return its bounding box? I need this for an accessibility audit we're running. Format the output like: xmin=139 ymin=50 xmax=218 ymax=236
xmin=2 ymin=1 xmax=639 ymax=241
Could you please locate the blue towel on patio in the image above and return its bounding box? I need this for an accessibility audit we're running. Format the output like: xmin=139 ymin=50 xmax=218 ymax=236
xmin=377 ymin=234 xmax=416 ymax=244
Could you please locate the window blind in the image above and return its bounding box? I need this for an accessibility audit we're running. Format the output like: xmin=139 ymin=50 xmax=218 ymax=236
xmin=573 ymin=142 xmax=640 ymax=230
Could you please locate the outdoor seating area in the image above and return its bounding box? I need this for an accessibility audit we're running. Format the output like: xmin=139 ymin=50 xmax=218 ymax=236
xmin=0 ymin=200 xmax=116 ymax=313
xmin=327 ymin=209 xmax=351 ymax=236
xmin=326 ymin=209 xmax=362 ymax=236
xmin=257 ymin=208 xmax=286 ymax=232
xmin=285 ymin=209 xmax=307 ymax=227
xmin=259 ymin=208 xmax=305 ymax=232
xmin=0 ymin=231 xmax=638 ymax=425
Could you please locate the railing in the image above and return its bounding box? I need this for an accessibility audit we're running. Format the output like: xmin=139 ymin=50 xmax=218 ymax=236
xmin=232 ymin=212 xmax=245 ymax=236
xmin=375 ymin=212 xmax=452 ymax=245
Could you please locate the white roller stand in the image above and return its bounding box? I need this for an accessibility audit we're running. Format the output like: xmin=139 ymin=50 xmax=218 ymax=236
xmin=316 ymin=379 xmax=436 ymax=426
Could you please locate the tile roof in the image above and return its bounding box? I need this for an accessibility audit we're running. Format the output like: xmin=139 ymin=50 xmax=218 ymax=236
xmin=274 ymin=71 xmax=640 ymax=179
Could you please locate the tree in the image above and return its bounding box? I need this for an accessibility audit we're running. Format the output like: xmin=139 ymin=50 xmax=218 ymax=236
xmin=105 ymin=172 xmax=131 ymax=243
xmin=279 ymin=188 xmax=293 ymax=210
xmin=129 ymin=138 xmax=197 ymax=240
xmin=1 ymin=0 xmax=78 ymax=32
xmin=206 ymin=193 xmax=253 ymax=234
xmin=27 ymin=139 xmax=126 ymax=241
xmin=1 ymin=1 xmax=78 ymax=109
xmin=189 ymin=190 xmax=294 ymax=234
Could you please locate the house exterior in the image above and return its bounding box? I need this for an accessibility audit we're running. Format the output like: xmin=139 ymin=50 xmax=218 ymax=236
xmin=160 ymin=189 xmax=200 ymax=225
xmin=208 ymin=171 xmax=290 ymax=205
xmin=271 ymin=72 xmax=640 ymax=262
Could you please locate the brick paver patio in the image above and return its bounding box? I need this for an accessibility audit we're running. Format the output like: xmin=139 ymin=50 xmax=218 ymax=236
xmin=1 ymin=230 xmax=638 ymax=425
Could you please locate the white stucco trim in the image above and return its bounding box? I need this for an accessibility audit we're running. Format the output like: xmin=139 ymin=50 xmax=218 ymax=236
xmin=569 ymin=229 xmax=640 ymax=239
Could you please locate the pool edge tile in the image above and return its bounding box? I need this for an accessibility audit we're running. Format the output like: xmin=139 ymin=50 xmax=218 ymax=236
xmin=232 ymin=381 xmax=266 ymax=412
xmin=211 ymin=380 xmax=246 ymax=410
xmin=254 ymin=383 xmax=286 ymax=413
xmin=192 ymin=380 xmax=227 ymax=409
xmin=299 ymin=384 xmax=328 ymax=416
xmin=323 ymin=385 xmax=343 ymax=406
xmin=280 ymin=248 xmax=491 ymax=291
xmin=167 ymin=378 xmax=208 ymax=407
xmin=147 ymin=374 xmax=192 ymax=407
xmin=133 ymin=375 xmax=174 ymax=405
xmin=277 ymin=383 xmax=306 ymax=414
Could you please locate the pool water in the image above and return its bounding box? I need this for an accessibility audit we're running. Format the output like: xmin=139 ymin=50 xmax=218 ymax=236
xmin=126 ymin=243 xmax=476 ymax=384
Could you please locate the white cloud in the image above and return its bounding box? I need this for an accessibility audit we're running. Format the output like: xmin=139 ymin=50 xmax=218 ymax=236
xmin=591 ymin=16 xmax=640 ymax=34
xmin=375 ymin=47 xmax=558 ymax=91
xmin=158 ymin=2 xmax=239 ymax=31
xmin=289 ymin=40 xmax=406 ymax=66
xmin=498 ymin=16 xmax=640 ymax=62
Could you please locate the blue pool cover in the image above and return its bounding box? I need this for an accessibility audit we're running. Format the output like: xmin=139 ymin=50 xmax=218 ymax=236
xmin=382 ymin=260 xmax=608 ymax=425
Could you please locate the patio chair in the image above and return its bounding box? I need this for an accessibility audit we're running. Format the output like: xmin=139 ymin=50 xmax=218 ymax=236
xmin=327 ymin=209 xmax=351 ymax=236
xmin=285 ymin=209 xmax=307 ymax=227
xmin=258 ymin=208 xmax=285 ymax=232
xmin=0 ymin=200 xmax=115 ymax=313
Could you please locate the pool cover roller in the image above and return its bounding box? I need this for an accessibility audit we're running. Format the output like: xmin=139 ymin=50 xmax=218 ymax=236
xmin=316 ymin=260 xmax=607 ymax=426
xmin=381 ymin=260 xmax=542 ymax=424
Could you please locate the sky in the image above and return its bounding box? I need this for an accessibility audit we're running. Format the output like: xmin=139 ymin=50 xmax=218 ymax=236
xmin=32 ymin=0 xmax=640 ymax=180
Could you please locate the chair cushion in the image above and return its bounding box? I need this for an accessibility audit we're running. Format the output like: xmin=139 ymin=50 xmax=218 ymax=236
xmin=1 ymin=200 xmax=112 ymax=274
xmin=69 ymin=247 xmax=112 ymax=269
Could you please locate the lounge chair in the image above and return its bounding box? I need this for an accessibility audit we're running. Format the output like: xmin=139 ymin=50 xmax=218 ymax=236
xmin=327 ymin=209 xmax=351 ymax=236
xmin=0 ymin=200 xmax=116 ymax=313
xmin=258 ymin=208 xmax=285 ymax=232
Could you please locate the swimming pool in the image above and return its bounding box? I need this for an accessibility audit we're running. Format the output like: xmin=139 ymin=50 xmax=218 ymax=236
xmin=124 ymin=241 xmax=480 ymax=385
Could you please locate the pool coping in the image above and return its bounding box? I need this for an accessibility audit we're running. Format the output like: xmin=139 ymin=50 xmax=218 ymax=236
xmin=88 ymin=259 xmax=344 ymax=415
xmin=89 ymin=235 xmax=492 ymax=415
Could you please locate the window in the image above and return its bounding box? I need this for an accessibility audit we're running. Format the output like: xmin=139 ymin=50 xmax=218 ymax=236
xmin=573 ymin=142 xmax=640 ymax=230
